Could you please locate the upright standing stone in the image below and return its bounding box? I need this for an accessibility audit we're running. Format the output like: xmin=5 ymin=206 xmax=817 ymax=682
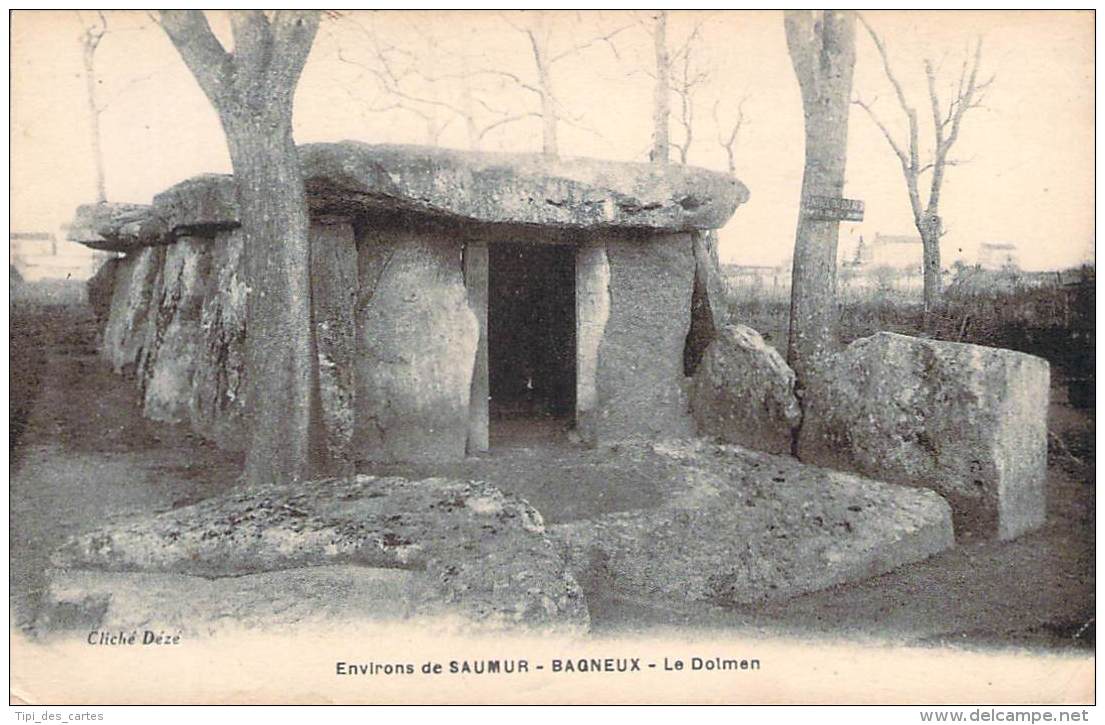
xmin=464 ymin=241 xmax=490 ymax=454
xmin=582 ymin=233 xmax=695 ymax=442
xmin=799 ymin=332 xmax=1050 ymax=540
xmin=684 ymin=230 xmax=728 ymax=375
xmin=575 ymin=239 xmax=610 ymax=441
xmin=189 ymin=230 xmax=248 ymax=451
xmin=101 ymin=246 xmax=165 ymax=376
xmin=143 ymin=237 xmax=213 ymax=423
xmin=354 ymin=229 xmax=479 ymax=463
xmin=87 ymin=256 xmax=122 ymax=329
xmin=310 ymin=219 xmax=358 ymax=474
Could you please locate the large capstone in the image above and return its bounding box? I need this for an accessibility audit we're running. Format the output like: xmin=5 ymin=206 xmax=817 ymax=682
xmin=49 ymin=475 xmax=589 ymax=632
xmin=354 ymin=230 xmax=479 ymax=463
xmin=690 ymin=324 xmax=801 ymax=455
xmin=798 ymin=332 xmax=1050 ymax=540
xmin=67 ymin=202 xmax=168 ymax=253
xmin=301 ymin=143 xmax=746 ymax=232
xmin=68 ymin=144 xmax=748 ymax=251
xmin=151 ymin=173 xmax=238 ymax=235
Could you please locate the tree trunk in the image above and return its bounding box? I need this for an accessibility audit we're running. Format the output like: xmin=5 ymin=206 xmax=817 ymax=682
xmin=784 ymin=11 xmax=857 ymax=392
xmin=920 ymin=210 xmax=943 ymax=313
xmin=652 ymin=11 xmax=670 ymax=163
xmin=82 ymin=48 xmax=107 ymax=203
xmin=158 ymin=9 xmax=320 ymax=489
xmin=536 ymin=58 xmax=558 ymax=156
xmin=527 ymin=21 xmax=558 ymax=157
xmin=223 ymin=110 xmax=319 ymax=487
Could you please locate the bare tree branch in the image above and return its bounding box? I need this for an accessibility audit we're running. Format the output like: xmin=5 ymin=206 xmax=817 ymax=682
xmin=669 ymin=18 xmax=710 ymax=164
xmin=851 ymin=96 xmax=911 ymax=174
xmin=548 ymin=22 xmax=631 ymax=64
xmin=477 ymin=111 xmax=542 ymax=141
xmin=713 ymin=96 xmax=747 ymax=174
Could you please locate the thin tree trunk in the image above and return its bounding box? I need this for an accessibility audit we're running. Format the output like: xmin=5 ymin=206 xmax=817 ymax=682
xmin=526 ymin=20 xmax=558 ymax=157
xmin=652 ymin=11 xmax=670 ymax=163
xmin=82 ymin=48 xmax=107 ymax=203
xmin=224 ymin=111 xmax=319 ymax=487
xmin=784 ymin=11 xmax=857 ymax=392
xmin=536 ymin=55 xmax=558 ymax=156
xmin=459 ymin=53 xmax=480 ymax=150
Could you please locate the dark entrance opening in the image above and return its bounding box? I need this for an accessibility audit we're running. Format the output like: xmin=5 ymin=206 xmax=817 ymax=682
xmin=487 ymin=243 xmax=576 ymax=436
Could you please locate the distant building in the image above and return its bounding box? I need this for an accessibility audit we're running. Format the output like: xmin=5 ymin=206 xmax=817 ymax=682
xmin=978 ymin=242 xmax=1020 ymax=271
xmin=855 ymin=233 xmax=924 ymax=274
xmin=720 ymin=263 xmax=789 ymax=299
xmin=10 ymin=230 xmax=106 ymax=281
xmin=841 ymin=233 xmax=926 ymax=296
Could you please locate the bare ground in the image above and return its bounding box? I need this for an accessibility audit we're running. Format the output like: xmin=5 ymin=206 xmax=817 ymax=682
xmin=9 ymin=296 xmax=1095 ymax=650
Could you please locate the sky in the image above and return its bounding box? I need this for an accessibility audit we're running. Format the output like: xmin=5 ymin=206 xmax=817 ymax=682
xmin=9 ymin=10 xmax=1096 ymax=272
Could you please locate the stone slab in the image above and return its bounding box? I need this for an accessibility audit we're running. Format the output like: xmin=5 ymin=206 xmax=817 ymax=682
xmin=142 ymin=237 xmax=212 ymax=423
xmin=579 ymin=233 xmax=695 ymax=443
xmin=691 ymin=324 xmax=802 ymax=455
xmin=40 ymin=565 xmax=442 ymax=636
xmin=354 ymin=230 xmax=478 ymax=463
xmin=50 ymin=475 xmax=589 ymax=632
xmin=101 ymin=246 xmax=165 ymax=377
xmin=67 ymin=142 xmax=749 ymax=250
xmin=552 ymin=439 xmax=955 ymax=607
xmin=188 ymin=230 xmax=249 ymax=451
xmin=798 ymin=332 xmax=1050 ymax=540
xmin=87 ymin=256 xmax=122 ymax=327
xmin=464 ymin=241 xmax=490 ymax=454
xmin=68 ymin=202 xmax=169 ymax=253
xmin=301 ymin=142 xmax=747 ymax=231
xmin=151 ymin=173 xmax=239 ymax=236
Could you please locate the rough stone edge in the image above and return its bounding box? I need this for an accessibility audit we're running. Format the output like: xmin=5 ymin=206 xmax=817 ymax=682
xmin=549 ymin=463 xmax=955 ymax=607
xmin=67 ymin=143 xmax=750 ymax=250
xmin=797 ymin=331 xmax=1051 ymax=541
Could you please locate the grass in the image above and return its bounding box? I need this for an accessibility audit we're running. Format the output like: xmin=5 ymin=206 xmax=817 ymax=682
xmin=725 ymin=281 xmax=1095 ymax=384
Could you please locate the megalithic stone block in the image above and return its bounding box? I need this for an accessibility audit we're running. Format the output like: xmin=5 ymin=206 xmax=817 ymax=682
xmin=143 ymin=236 xmax=213 ymax=423
xmin=574 ymin=239 xmax=610 ymax=443
xmin=354 ymin=229 xmax=479 ymax=463
xmin=582 ymin=233 xmax=696 ymax=443
xmin=799 ymin=332 xmax=1050 ymax=541
xmin=464 ymin=241 xmax=490 ymax=454
xmin=189 ymin=230 xmax=248 ymax=452
xmin=690 ymin=324 xmax=802 ymax=455
xmin=101 ymin=245 xmax=165 ymax=376
xmin=310 ymin=218 xmax=359 ymax=474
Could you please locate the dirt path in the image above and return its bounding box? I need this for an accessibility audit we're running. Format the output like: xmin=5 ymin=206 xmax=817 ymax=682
xmin=9 ymin=302 xmax=241 ymax=631
xmin=9 ymin=301 xmax=1094 ymax=650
